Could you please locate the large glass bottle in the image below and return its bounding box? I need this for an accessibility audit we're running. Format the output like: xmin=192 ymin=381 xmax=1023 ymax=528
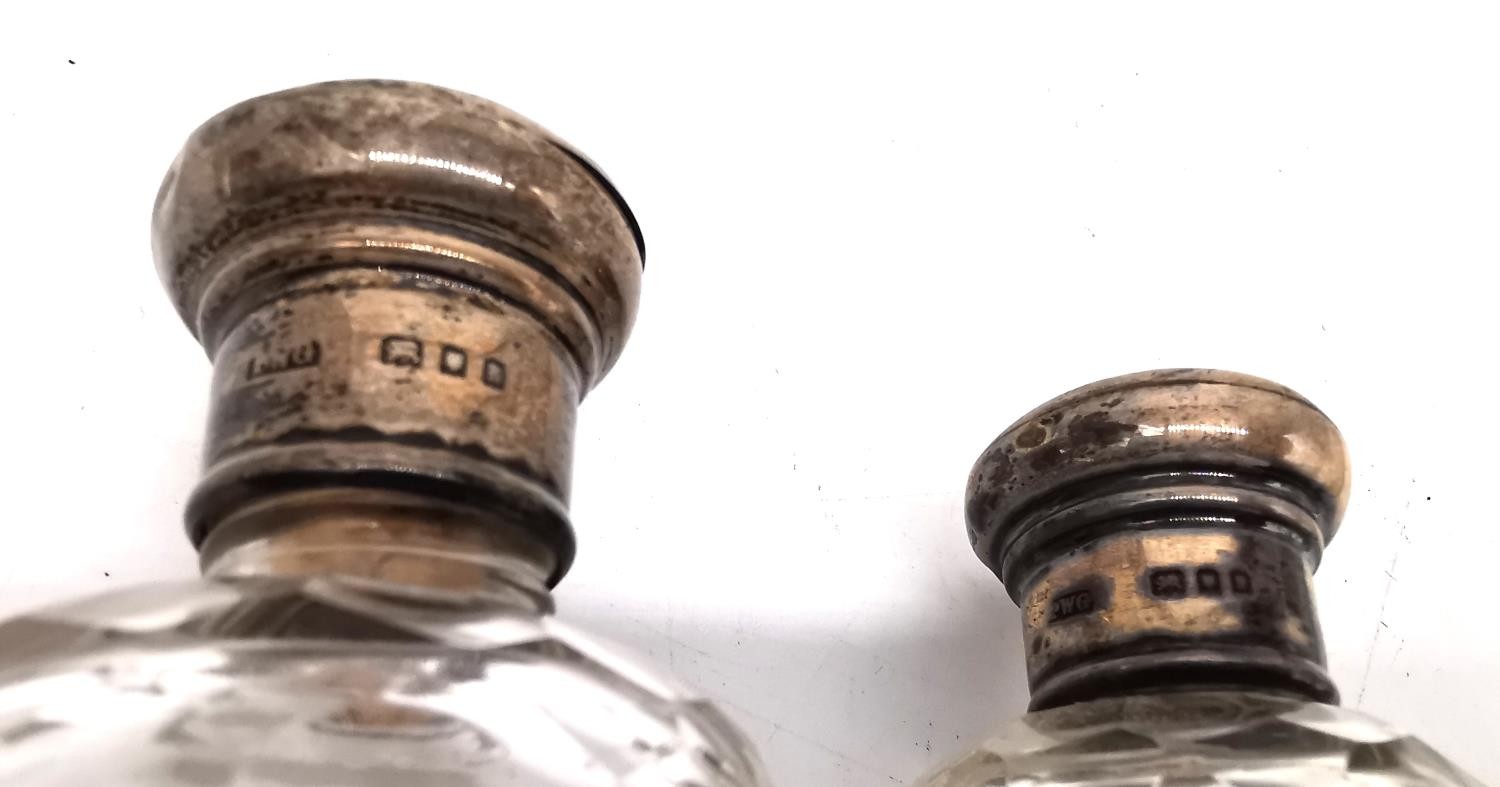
xmin=921 ymin=369 xmax=1481 ymax=786
xmin=0 ymin=80 xmax=768 ymax=787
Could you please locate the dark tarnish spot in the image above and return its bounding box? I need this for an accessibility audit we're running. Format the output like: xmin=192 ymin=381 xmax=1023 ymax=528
xmin=215 ymin=383 xmax=311 ymax=437
xmin=967 ymin=489 xmax=1002 ymax=534
xmin=1015 ymin=424 xmax=1048 ymax=449
xmin=1240 ymin=593 xmax=1279 ymax=632
xmin=216 ymin=104 xmax=259 ymax=132
xmin=1027 ymin=443 xmax=1069 ymax=475
xmin=979 ymin=452 xmax=1012 ymax=489
xmin=1100 ymin=396 xmax=1125 ymax=408
xmin=229 ymin=148 xmax=264 ymax=181
xmin=305 ymin=111 xmax=359 ymax=149
xmin=1067 ymin=411 xmax=1138 ymax=449
xmin=215 ymin=425 xmax=561 ymax=495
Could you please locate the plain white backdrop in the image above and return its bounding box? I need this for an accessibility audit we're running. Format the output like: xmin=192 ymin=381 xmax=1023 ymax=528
xmin=2 ymin=3 xmax=1498 ymax=784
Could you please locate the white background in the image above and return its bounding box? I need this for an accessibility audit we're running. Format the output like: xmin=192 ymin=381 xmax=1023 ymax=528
xmin=2 ymin=3 xmax=1498 ymax=784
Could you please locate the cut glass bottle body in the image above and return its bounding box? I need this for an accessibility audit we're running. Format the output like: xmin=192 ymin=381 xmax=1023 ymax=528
xmin=0 ymin=578 xmax=766 ymax=787
xmin=921 ymin=691 xmax=1481 ymax=787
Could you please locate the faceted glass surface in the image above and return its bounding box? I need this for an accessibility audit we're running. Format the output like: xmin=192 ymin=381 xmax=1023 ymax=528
xmin=920 ymin=691 xmax=1481 ymax=786
xmin=0 ymin=578 xmax=769 ymax=787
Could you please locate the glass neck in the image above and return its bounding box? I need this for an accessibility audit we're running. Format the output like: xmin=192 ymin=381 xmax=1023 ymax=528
xmin=199 ymin=489 xmax=558 ymax=613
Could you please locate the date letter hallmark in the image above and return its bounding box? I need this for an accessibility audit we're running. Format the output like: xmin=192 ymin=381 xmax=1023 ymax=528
xmin=481 ymin=358 xmax=507 ymax=390
xmin=245 ymin=340 xmax=322 ymax=381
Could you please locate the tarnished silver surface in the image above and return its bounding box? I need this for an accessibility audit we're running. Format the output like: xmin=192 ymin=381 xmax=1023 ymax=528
xmin=968 ymin=369 xmax=1350 ymax=586
xmin=966 ymin=370 xmax=1350 ymax=709
xmin=152 ymin=80 xmax=646 ymax=582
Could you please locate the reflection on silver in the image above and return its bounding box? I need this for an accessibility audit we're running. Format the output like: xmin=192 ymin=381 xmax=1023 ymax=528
xmin=367 ymin=150 xmax=517 ymax=191
xmin=1137 ymin=422 xmax=1251 ymax=437
xmin=1166 ymin=493 xmax=1240 ymax=504
xmin=361 ymin=238 xmax=479 ymax=263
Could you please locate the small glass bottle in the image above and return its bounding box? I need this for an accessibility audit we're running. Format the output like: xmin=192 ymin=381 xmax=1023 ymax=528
xmin=921 ymin=369 xmax=1481 ymax=786
xmin=0 ymin=81 xmax=768 ymax=787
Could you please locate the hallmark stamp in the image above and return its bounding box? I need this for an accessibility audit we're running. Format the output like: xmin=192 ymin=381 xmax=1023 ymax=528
xmin=1049 ymin=589 xmax=1096 ymax=622
xmin=245 ymin=340 xmax=322 ymax=381
xmin=1149 ymin=565 xmax=1254 ymax=599
xmin=481 ymin=358 xmax=507 ymax=390
xmin=439 ymin=345 xmax=468 ymax=377
xmin=380 ymin=336 xmax=423 ymax=368
xmin=1149 ymin=568 xmax=1188 ymax=598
